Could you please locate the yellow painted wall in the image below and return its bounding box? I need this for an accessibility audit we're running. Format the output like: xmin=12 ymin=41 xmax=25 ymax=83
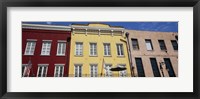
xmin=69 ymin=26 xmax=131 ymax=77
xmin=88 ymin=24 xmax=110 ymax=27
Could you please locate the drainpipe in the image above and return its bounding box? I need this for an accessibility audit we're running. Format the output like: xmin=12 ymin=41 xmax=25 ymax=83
xmin=125 ymin=32 xmax=135 ymax=77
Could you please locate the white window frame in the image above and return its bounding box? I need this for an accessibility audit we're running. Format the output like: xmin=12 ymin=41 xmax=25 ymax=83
xmin=54 ymin=64 xmax=65 ymax=77
xmin=89 ymin=43 xmax=97 ymax=56
xmin=37 ymin=64 xmax=48 ymax=77
xmin=118 ymin=64 xmax=127 ymax=77
xmin=56 ymin=41 xmax=66 ymax=56
xmin=145 ymin=39 xmax=153 ymax=51
xmin=74 ymin=64 xmax=82 ymax=77
xmin=104 ymin=64 xmax=112 ymax=77
xmin=41 ymin=40 xmax=52 ymax=55
xmin=75 ymin=42 xmax=83 ymax=56
xmin=116 ymin=43 xmax=124 ymax=56
xmin=104 ymin=43 xmax=111 ymax=56
xmin=90 ymin=64 xmax=98 ymax=77
xmin=24 ymin=40 xmax=36 ymax=55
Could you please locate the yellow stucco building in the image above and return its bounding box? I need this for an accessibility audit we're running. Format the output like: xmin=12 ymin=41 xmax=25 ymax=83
xmin=68 ymin=23 xmax=131 ymax=77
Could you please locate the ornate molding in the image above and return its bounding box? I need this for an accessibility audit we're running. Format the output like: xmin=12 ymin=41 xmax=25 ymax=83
xmin=22 ymin=24 xmax=71 ymax=31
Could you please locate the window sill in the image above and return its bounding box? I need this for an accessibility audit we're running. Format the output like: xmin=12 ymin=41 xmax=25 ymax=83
xmin=89 ymin=55 xmax=98 ymax=57
xmin=104 ymin=55 xmax=112 ymax=57
xmin=74 ymin=55 xmax=83 ymax=57
xmin=24 ymin=54 xmax=34 ymax=56
xmin=117 ymin=56 xmax=125 ymax=58
xmin=147 ymin=50 xmax=154 ymax=52
xmin=56 ymin=55 xmax=65 ymax=56
xmin=40 ymin=55 xmax=50 ymax=56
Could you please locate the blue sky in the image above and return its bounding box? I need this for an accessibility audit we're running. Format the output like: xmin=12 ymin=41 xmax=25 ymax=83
xmin=24 ymin=22 xmax=178 ymax=32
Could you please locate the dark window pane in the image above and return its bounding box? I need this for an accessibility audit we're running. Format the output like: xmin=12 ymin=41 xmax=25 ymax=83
xmin=75 ymin=66 xmax=78 ymax=77
xmin=150 ymin=58 xmax=161 ymax=77
xmin=120 ymin=45 xmax=124 ymax=55
xmin=171 ymin=40 xmax=178 ymax=50
xmin=164 ymin=58 xmax=176 ymax=77
xmin=131 ymin=39 xmax=139 ymax=50
xmin=175 ymin=35 xmax=178 ymax=41
xmin=60 ymin=67 xmax=63 ymax=77
xmin=79 ymin=66 xmax=82 ymax=77
xmin=135 ymin=58 xmax=145 ymax=77
xmin=43 ymin=67 xmax=47 ymax=77
xmin=158 ymin=40 xmax=167 ymax=50
xmin=117 ymin=45 xmax=120 ymax=55
xmin=22 ymin=66 xmax=25 ymax=76
xmin=38 ymin=67 xmax=42 ymax=77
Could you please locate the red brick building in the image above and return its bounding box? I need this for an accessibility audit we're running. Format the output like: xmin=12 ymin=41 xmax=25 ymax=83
xmin=22 ymin=23 xmax=71 ymax=77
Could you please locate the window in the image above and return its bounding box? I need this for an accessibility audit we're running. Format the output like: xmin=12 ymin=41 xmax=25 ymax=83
xmin=116 ymin=44 xmax=124 ymax=56
xmin=75 ymin=42 xmax=83 ymax=56
xmin=150 ymin=58 xmax=161 ymax=77
xmin=24 ymin=41 xmax=36 ymax=55
xmin=22 ymin=63 xmax=33 ymax=77
xmin=131 ymin=39 xmax=139 ymax=50
xmin=118 ymin=64 xmax=127 ymax=77
xmin=41 ymin=41 xmax=51 ymax=55
xmin=104 ymin=43 xmax=111 ymax=56
xmin=145 ymin=39 xmax=153 ymax=51
xmin=22 ymin=64 xmax=27 ymax=77
xmin=104 ymin=64 xmax=112 ymax=77
xmin=158 ymin=40 xmax=167 ymax=50
xmin=90 ymin=64 xmax=98 ymax=77
xmin=164 ymin=58 xmax=176 ymax=77
xmin=90 ymin=43 xmax=97 ymax=56
xmin=22 ymin=65 xmax=25 ymax=76
xmin=37 ymin=64 xmax=48 ymax=77
xmin=175 ymin=35 xmax=178 ymax=41
xmin=57 ymin=42 xmax=66 ymax=56
xmin=171 ymin=40 xmax=178 ymax=50
xmin=74 ymin=64 xmax=82 ymax=77
xmin=54 ymin=64 xmax=64 ymax=77
xmin=135 ymin=58 xmax=145 ymax=77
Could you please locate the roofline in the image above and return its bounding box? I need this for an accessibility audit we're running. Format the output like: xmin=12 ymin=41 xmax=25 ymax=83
xmin=22 ymin=23 xmax=71 ymax=31
xmin=125 ymin=29 xmax=178 ymax=34
xmin=71 ymin=25 xmax=125 ymax=31
xmin=71 ymin=23 xmax=124 ymax=28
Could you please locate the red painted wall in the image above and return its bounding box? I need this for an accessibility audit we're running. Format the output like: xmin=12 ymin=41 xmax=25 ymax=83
xmin=22 ymin=29 xmax=71 ymax=77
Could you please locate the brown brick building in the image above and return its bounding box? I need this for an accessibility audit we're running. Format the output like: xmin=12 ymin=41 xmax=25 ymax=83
xmin=126 ymin=30 xmax=178 ymax=77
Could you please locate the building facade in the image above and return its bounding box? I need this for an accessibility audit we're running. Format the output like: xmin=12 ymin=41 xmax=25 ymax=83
xmin=68 ymin=23 xmax=131 ymax=77
xmin=22 ymin=23 xmax=178 ymax=77
xmin=126 ymin=30 xmax=178 ymax=77
xmin=22 ymin=24 xmax=71 ymax=77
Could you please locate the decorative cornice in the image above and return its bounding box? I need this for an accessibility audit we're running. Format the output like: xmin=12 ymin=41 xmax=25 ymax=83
xmin=22 ymin=24 xmax=71 ymax=31
xmin=71 ymin=25 xmax=125 ymax=31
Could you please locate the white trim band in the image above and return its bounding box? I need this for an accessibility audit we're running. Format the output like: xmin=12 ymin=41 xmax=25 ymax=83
xmin=22 ymin=23 xmax=71 ymax=31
